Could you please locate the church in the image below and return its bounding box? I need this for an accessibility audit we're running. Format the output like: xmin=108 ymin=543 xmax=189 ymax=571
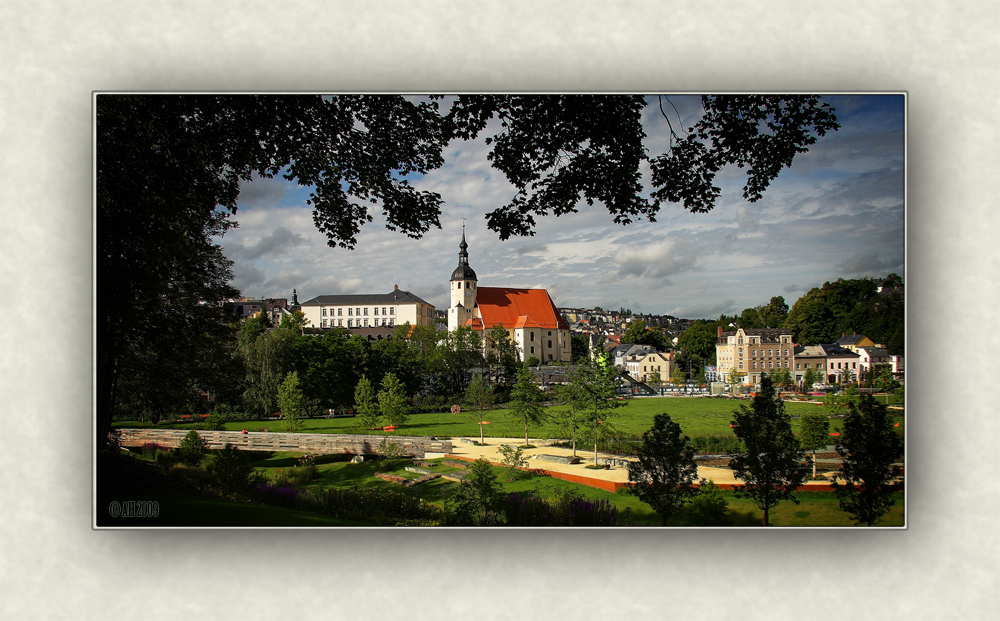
xmin=447 ymin=229 xmax=572 ymax=363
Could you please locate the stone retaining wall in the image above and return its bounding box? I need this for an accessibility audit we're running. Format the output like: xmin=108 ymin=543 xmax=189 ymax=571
xmin=119 ymin=429 xmax=451 ymax=458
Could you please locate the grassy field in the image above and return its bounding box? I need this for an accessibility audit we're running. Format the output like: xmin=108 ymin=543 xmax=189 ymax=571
xmin=115 ymin=395 xmax=904 ymax=441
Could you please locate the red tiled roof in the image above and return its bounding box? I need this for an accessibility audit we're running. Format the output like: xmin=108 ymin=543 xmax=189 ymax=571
xmin=467 ymin=287 xmax=568 ymax=331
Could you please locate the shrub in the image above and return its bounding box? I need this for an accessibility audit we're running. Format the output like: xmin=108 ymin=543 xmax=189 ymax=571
xmin=204 ymin=413 xmax=227 ymax=431
xmin=503 ymin=491 xmax=554 ymax=526
xmin=497 ymin=444 xmax=529 ymax=481
xmin=207 ymin=444 xmax=263 ymax=498
xmin=690 ymin=435 xmax=744 ymax=455
xmin=684 ymin=480 xmax=732 ymax=526
xmin=318 ymin=485 xmax=441 ymax=525
xmin=254 ymin=483 xmax=301 ymax=509
xmin=177 ymin=430 xmax=208 ymax=466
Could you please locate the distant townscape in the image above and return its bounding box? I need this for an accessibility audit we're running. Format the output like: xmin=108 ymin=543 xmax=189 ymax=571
xmin=229 ymin=231 xmax=904 ymax=395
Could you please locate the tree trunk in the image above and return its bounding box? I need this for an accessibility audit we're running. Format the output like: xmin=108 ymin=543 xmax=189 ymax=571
xmin=594 ymin=441 xmax=599 ymax=467
xmin=479 ymin=421 xmax=484 ymax=445
xmin=525 ymin=423 xmax=529 ymax=448
xmin=812 ymin=450 xmax=817 ymax=478
xmin=763 ymin=508 xmax=769 ymax=526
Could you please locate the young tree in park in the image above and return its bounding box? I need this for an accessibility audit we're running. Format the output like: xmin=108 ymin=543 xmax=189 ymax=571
xmin=799 ymin=412 xmax=831 ymax=478
xmin=507 ymin=365 xmax=547 ymax=447
xmin=729 ymin=376 xmax=807 ymax=526
xmin=464 ymin=375 xmax=495 ymax=446
xmin=447 ymin=458 xmax=505 ymax=526
xmin=728 ymin=367 xmax=743 ymax=394
xmin=354 ymin=375 xmax=380 ymax=432
xmin=770 ymin=368 xmax=792 ymax=389
xmin=626 ymin=413 xmax=700 ymax=526
xmin=671 ymin=367 xmax=687 ymax=386
xmin=277 ymin=371 xmax=305 ymax=432
xmin=377 ymin=372 xmax=410 ymax=430
xmin=569 ymin=354 xmax=626 ymax=466
xmin=802 ymin=367 xmax=818 ymax=392
xmin=98 ymin=94 xmax=837 ymax=450
xmin=552 ymin=385 xmax=584 ymax=457
xmin=832 ymin=394 xmax=905 ymax=525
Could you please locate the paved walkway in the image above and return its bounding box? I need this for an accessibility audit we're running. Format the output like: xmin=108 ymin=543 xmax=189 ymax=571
xmin=440 ymin=436 xmax=839 ymax=491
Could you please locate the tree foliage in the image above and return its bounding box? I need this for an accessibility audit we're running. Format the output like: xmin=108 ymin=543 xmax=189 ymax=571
xmin=784 ymin=277 xmax=904 ymax=354
xmin=799 ymin=412 xmax=831 ymax=478
xmin=729 ymin=376 xmax=806 ymax=526
xmin=568 ymin=354 xmax=626 ymax=465
xmin=277 ymin=371 xmax=305 ymax=432
xmin=354 ymin=375 xmax=380 ymax=431
xmin=377 ymin=372 xmax=410 ymax=429
xmin=832 ymin=394 xmax=904 ymax=525
xmin=507 ymin=365 xmax=547 ymax=447
xmin=464 ymin=375 xmax=494 ymax=446
xmin=626 ymin=413 xmax=700 ymax=525
xmin=447 ymin=458 xmax=505 ymax=526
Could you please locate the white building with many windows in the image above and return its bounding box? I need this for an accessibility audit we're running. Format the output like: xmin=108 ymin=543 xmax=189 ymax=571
xmin=299 ymin=286 xmax=435 ymax=330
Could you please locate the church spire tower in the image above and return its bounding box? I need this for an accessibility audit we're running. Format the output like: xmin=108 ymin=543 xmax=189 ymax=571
xmin=448 ymin=224 xmax=478 ymax=331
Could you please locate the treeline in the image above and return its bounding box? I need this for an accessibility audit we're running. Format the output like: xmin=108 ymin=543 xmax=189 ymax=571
xmin=670 ymin=274 xmax=904 ymax=366
xmin=112 ymin=312 xmax=531 ymax=423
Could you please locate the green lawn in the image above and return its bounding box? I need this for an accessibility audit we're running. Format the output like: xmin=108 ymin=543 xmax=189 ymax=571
xmin=115 ymin=395 xmax=904 ymax=442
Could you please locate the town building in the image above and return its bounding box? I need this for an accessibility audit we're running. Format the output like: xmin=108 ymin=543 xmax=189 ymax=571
xmin=447 ymin=229 xmax=571 ymax=363
xmin=716 ymin=326 xmax=795 ymax=385
xmin=626 ymin=351 xmax=674 ymax=384
xmin=299 ymin=287 xmax=435 ymax=331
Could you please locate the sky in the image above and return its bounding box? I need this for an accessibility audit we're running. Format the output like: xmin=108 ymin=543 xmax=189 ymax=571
xmin=222 ymin=95 xmax=905 ymax=320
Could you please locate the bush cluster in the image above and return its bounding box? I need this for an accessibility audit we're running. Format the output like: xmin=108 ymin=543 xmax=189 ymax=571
xmin=502 ymin=488 xmax=622 ymax=526
xmin=316 ymin=485 xmax=441 ymax=525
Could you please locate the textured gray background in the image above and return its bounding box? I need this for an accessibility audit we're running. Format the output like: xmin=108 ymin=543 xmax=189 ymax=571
xmin=1 ymin=1 xmax=997 ymax=619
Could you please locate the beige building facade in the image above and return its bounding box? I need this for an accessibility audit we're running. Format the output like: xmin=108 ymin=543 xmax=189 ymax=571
xmin=716 ymin=327 xmax=795 ymax=386
xmin=299 ymin=287 xmax=435 ymax=331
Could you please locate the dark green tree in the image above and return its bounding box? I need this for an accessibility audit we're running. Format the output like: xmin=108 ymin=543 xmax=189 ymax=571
xmin=277 ymin=371 xmax=305 ymax=432
xmin=832 ymin=394 xmax=905 ymax=525
xmin=676 ymin=322 xmax=717 ymax=364
xmin=626 ymin=413 xmax=700 ymax=525
xmin=570 ymin=333 xmax=590 ymax=364
xmin=447 ymin=458 xmax=505 ymax=526
xmin=507 ymin=365 xmax=547 ymax=447
xmin=484 ymin=324 xmax=521 ymax=396
xmin=799 ymin=412 xmax=831 ymax=478
xmin=377 ymin=372 xmax=410 ymax=429
xmin=354 ymin=375 xmax=380 ymax=432
xmin=729 ymin=376 xmax=807 ymax=526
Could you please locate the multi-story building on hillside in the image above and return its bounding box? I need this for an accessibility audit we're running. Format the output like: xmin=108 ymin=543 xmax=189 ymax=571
xmin=299 ymin=287 xmax=435 ymax=330
xmin=447 ymin=228 xmax=571 ymax=363
xmin=716 ymin=326 xmax=795 ymax=386
xmin=626 ymin=351 xmax=673 ymax=384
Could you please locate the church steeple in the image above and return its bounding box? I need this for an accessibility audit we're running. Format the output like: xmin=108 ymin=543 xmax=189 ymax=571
xmin=450 ymin=225 xmax=478 ymax=281
xmin=292 ymin=288 xmax=299 ymax=306
xmin=448 ymin=225 xmax=478 ymax=331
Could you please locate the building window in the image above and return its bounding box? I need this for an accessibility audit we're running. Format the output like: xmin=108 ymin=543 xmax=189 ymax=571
xmin=389 ymin=308 xmax=394 ymax=315
xmin=356 ymin=308 xmax=361 ymax=315
xmin=364 ymin=319 xmax=368 ymax=327
xmin=338 ymin=319 xmax=343 ymax=327
xmin=322 ymin=308 xmax=327 ymax=316
xmin=548 ymin=340 xmax=552 ymax=348
xmin=530 ymin=347 xmax=535 ymax=354
xmin=752 ymin=362 xmax=757 ymax=369
xmin=768 ymin=361 xmax=773 ymax=369
xmin=768 ymin=349 xmax=773 ymax=356
xmin=457 ymin=282 xmax=461 ymax=289
xmin=374 ymin=307 xmax=378 ymax=315
xmin=739 ymin=349 xmax=743 ymax=357
xmin=364 ymin=308 xmax=368 ymax=316
xmin=338 ymin=308 xmax=342 ymax=316
xmin=796 ymin=363 xmax=800 ymax=370
xmin=548 ymin=331 xmax=552 ymax=336
xmin=321 ymin=319 xmax=327 ymax=327
xmin=739 ymin=362 xmax=743 ymax=369
xmin=348 ymin=319 xmax=353 ymax=327
xmin=348 ymin=308 xmax=353 ymax=316
xmin=530 ymin=332 xmax=535 ymax=342
xmin=382 ymin=307 xmax=386 ymax=315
